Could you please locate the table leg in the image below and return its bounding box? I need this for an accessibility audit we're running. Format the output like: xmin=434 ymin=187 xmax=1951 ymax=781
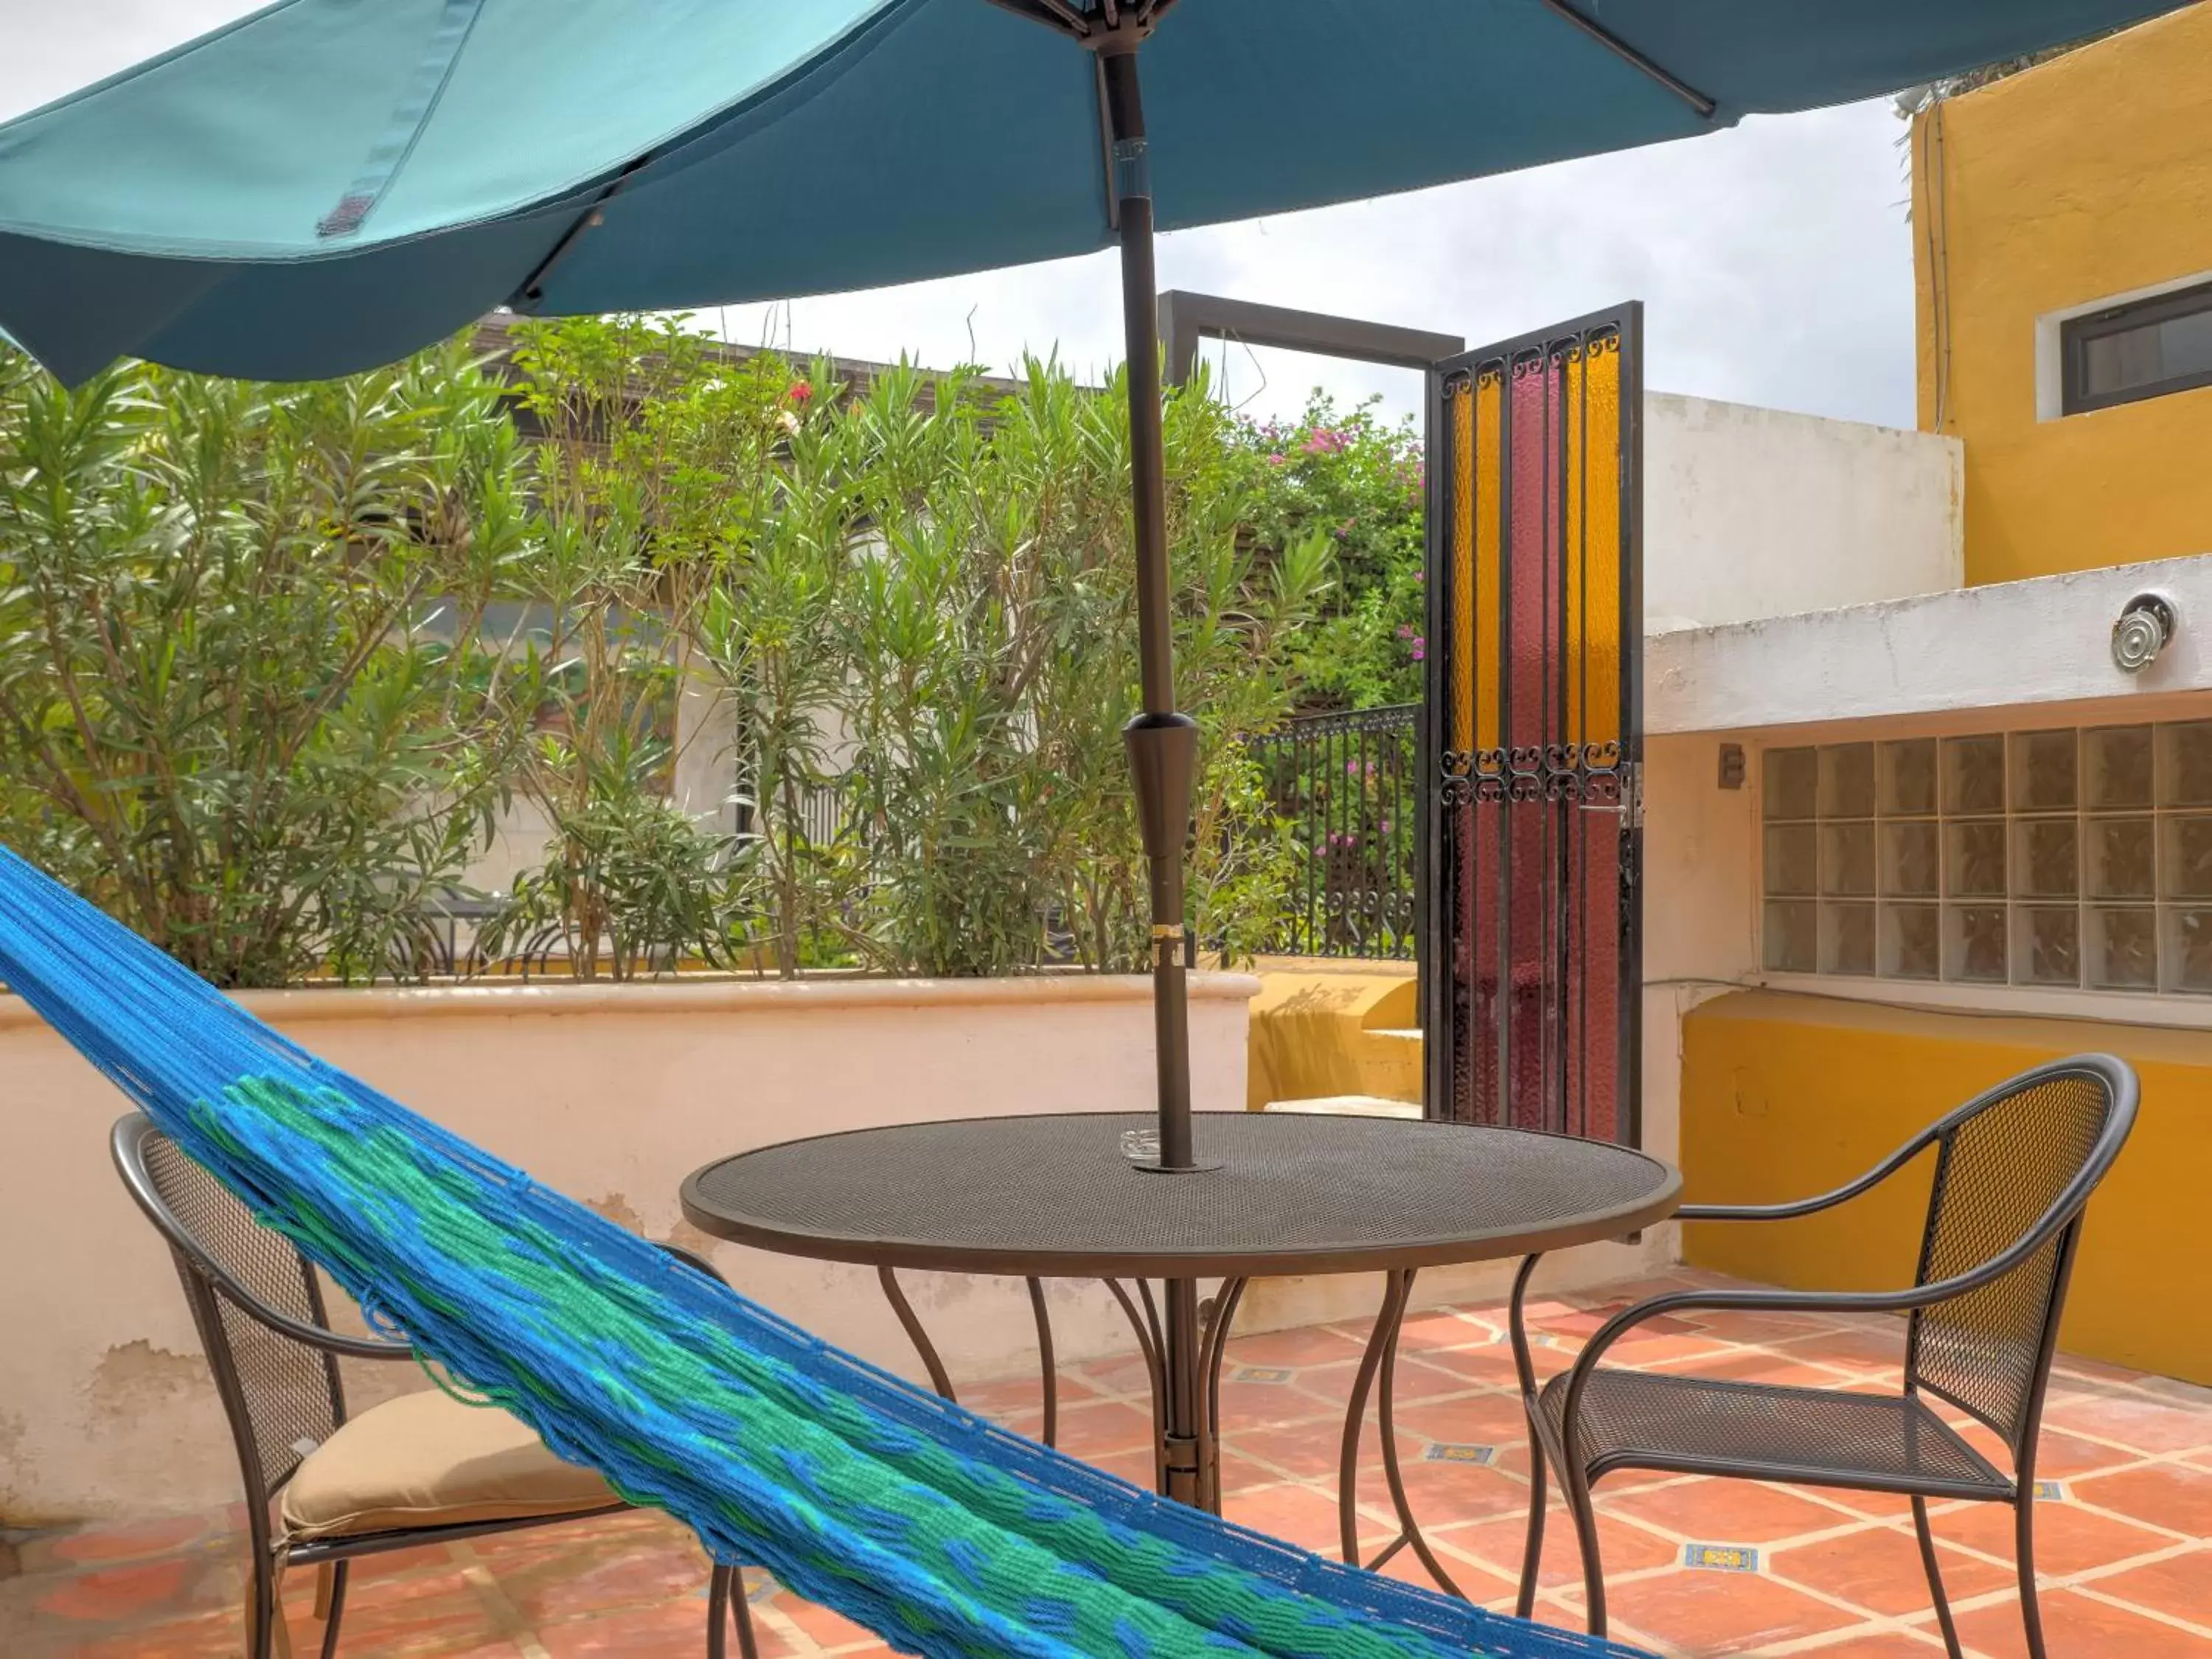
xmin=1024 ymin=1277 xmax=1058 ymax=1450
xmin=877 ymin=1266 xmax=956 ymax=1402
xmin=1509 ymin=1252 xmax=1548 ymax=1618
xmin=1102 ymin=1279 xmax=1167 ymax=1494
xmin=1339 ymin=1268 xmax=1465 ymax=1596
xmin=1197 ymin=1278 xmax=1247 ymax=1512
xmin=878 ymin=1268 xmax=1067 ymax=1452
xmin=878 ymin=1270 xmax=1065 ymax=1450
xmin=1102 ymin=1277 xmax=1236 ymax=1512
xmin=1161 ymin=1278 xmax=1206 ymax=1507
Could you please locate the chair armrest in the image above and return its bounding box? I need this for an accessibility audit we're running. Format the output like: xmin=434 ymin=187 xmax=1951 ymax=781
xmin=204 ymin=1277 xmax=418 ymax=1361
xmin=1674 ymin=1127 xmax=1942 ymax=1223
xmin=1676 ymin=1200 xmax=1843 ymax=1221
xmin=1552 ymin=1186 xmax=2101 ymax=1461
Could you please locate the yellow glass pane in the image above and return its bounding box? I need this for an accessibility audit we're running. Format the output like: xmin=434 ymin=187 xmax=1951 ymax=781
xmin=1582 ymin=334 xmax=1621 ymax=748
xmin=1564 ymin=344 xmax=1584 ymax=748
xmin=1474 ymin=367 xmax=1503 ymax=756
xmin=1450 ymin=380 xmax=1474 ymax=755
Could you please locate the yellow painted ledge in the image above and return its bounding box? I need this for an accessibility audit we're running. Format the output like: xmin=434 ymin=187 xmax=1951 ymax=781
xmin=1681 ymin=990 xmax=2212 ymax=1385
xmin=1245 ymin=960 xmax=1420 ymax=1111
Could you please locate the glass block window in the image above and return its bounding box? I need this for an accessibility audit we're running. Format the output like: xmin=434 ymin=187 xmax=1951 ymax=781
xmin=1761 ymin=721 xmax=2212 ymax=995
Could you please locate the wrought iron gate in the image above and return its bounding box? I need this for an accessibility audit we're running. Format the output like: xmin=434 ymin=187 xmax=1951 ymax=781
xmin=1421 ymin=305 xmax=1643 ymax=1142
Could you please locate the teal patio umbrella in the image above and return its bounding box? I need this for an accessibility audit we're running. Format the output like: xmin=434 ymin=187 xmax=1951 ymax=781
xmin=0 ymin=0 xmax=2182 ymax=1508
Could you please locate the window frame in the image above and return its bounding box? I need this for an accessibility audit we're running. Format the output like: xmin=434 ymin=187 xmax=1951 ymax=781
xmin=2059 ymin=277 xmax=2212 ymax=416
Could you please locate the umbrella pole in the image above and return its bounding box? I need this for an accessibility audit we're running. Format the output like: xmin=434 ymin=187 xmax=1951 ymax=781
xmin=1102 ymin=41 xmax=1207 ymax=1509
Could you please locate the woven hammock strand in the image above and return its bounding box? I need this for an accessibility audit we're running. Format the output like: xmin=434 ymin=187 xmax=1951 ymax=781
xmin=0 ymin=848 xmax=1644 ymax=1659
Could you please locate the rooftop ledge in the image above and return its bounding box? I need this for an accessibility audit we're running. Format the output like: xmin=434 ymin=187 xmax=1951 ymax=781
xmin=0 ymin=970 xmax=1263 ymax=1030
xmin=1648 ymin=551 xmax=2212 ymax=734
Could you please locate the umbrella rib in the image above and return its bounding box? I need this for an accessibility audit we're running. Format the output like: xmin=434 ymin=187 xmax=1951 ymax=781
xmin=978 ymin=0 xmax=1093 ymax=40
xmin=1537 ymin=0 xmax=1717 ymax=119
xmin=511 ymin=158 xmax=651 ymax=309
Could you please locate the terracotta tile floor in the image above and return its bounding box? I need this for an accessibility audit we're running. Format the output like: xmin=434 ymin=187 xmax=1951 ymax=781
xmin=7 ymin=1270 xmax=2208 ymax=1658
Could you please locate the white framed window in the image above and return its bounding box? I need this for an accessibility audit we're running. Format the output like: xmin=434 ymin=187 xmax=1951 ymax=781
xmin=1761 ymin=720 xmax=2212 ymax=995
xmin=2035 ymin=266 xmax=2212 ymax=422
xmin=2062 ymin=278 xmax=2212 ymax=415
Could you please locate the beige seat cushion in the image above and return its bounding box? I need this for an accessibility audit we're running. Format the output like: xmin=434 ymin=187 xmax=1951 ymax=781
xmin=281 ymin=1388 xmax=619 ymax=1540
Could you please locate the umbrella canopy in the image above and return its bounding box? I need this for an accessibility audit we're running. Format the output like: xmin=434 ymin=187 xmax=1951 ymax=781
xmin=0 ymin=0 xmax=2181 ymax=385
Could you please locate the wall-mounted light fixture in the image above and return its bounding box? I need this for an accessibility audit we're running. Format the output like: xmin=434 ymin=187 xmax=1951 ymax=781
xmin=2112 ymin=592 xmax=2177 ymax=674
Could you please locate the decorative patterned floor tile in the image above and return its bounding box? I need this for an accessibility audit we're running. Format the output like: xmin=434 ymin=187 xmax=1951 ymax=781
xmin=1683 ymin=1543 xmax=1761 ymax=1573
xmin=1423 ymin=1441 xmax=1497 ymax=1465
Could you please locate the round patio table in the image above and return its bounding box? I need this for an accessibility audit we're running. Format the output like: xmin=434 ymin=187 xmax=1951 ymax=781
xmin=681 ymin=1110 xmax=1677 ymax=1598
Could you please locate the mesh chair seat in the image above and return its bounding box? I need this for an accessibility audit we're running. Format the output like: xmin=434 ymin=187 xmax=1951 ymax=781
xmin=1539 ymin=1368 xmax=2011 ymax=1500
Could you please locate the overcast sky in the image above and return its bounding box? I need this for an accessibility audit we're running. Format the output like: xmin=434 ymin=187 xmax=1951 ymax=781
xmin=2 ymin=1 xmax=1920 ymax=430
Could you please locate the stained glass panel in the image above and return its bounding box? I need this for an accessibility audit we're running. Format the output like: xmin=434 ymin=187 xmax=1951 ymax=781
xmin=1427 ymin=305 xmax=1640 ymax=1142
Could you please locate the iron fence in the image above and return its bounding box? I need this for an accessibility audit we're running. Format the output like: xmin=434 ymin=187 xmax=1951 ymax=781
xmin=717 ymin=720 xmax=1427 ymax=964
xmin=1249 ymin=703 xmax=1419 ymax=959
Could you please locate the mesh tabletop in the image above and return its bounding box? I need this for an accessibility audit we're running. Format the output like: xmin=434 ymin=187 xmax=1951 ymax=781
xmin=681 ymin=1113 xmax=1678 ymax=1278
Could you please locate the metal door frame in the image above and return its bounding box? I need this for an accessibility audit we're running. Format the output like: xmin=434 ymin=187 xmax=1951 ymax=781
xmin=1158 ymin=290 xmax=1463 ymax=1103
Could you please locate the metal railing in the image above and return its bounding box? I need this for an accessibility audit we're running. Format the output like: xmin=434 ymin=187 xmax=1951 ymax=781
xmin=1249 ymin=703 xmax=1419 ymax=960
xmin=716 ymin=720 xmax=1427 ymax=964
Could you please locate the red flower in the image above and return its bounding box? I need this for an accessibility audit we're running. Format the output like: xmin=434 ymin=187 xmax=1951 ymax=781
xmin=788 ymin=379 xmax=813 ymax=404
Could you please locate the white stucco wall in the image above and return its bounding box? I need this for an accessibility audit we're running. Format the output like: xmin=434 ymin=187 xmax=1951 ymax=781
xmin=1 ymin=974 xmax=1256 ymax=1521
xmin=472 ymin=667 xmax=742 ymax=898
xmin=1644 ymin=394 xmax=1964 ymax=631
xmin=1647 ymin=550 xmax=2212 ymax=735
xmin=1634 ymin=551 xmax=2212 ymax=1032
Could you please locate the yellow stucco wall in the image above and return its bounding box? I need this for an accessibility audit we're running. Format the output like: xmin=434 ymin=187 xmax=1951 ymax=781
xmin=1680 ymin=990 xmax=2211 ymax=1385
xmin=1911 ymin=6 xmax=2212 ymax=586
xmin=1244 ymin=959 xmax=1420 ymax=1110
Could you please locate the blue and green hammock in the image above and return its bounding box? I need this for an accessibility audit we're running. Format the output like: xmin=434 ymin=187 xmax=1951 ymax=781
xmin=0 ymin=849 xmax=1641 ymax=1659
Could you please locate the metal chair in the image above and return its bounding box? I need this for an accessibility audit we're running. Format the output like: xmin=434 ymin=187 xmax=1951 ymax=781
xmin=112 ymin=1113 xmax=759 ymax=1659
xmin=1511 ymin=1054 xmax=2138 ymax=1659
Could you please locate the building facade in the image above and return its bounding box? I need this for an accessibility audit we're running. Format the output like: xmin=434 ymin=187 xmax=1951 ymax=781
xmin=1669 ymin=10 xmax=2212 ymax=1384
xmin=1911 ymin=3 xmax=2212 ymax=585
